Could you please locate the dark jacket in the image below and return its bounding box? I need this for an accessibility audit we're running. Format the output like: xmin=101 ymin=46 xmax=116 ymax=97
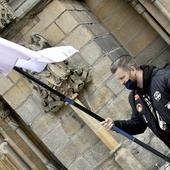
xmin=114 ymin=66 xmax=170 ymax=148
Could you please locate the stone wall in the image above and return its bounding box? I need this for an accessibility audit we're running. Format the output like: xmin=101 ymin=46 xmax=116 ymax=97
xmin=0 ymin=0 xmax=170 ymax=169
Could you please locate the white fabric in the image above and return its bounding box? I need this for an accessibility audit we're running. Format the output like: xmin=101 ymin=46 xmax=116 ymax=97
xmin=0 ymin=37 xmax=78 ymax=75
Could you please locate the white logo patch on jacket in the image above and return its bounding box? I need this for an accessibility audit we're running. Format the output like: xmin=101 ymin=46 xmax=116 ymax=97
xmin=154 ymin=91 xmax=161 ymax=101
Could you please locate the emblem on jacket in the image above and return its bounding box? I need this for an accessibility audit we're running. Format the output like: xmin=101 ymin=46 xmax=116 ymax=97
xmin=136 ymin=103 xmax=143 ymax=112
xmin=154 ymin=91 xmax=161 ymax=101
xmin=134 ymin=94 xmax=140 ymax=101
xmin=165 ymin=101 xmax=170 ymax=110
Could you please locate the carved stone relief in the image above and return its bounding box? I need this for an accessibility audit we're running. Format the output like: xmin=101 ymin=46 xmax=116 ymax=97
xmin=20 ymin=34 xmax=91 ymax=113
xmin=0 ymin=98 xmax=11 ymax=122
xmin=19 ymin=33 xmax=52 ymax=51
xmin=0 ymin=0 xmax=15 ymax=29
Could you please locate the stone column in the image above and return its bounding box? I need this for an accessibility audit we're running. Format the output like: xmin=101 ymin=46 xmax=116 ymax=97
xmin=8 ymin=119 xmax=58 ymax=170
xmin=0 ymin=134 xmax=30 ymax=170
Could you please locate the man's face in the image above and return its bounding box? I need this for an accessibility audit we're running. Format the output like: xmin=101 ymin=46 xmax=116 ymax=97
xmin=114 ymin=67 xmax=136 ymax=85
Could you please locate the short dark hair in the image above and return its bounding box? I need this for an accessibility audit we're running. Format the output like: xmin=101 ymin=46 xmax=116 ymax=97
xmin=110 ymin=55 xmax=139 ymax=74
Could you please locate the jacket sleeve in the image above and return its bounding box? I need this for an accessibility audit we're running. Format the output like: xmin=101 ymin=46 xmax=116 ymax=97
xmin=114 ymin=91 xmax=147 ymax=135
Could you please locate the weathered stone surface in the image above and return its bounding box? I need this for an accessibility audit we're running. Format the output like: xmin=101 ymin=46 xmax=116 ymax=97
xmin=93 ymin=0 xmax=125 ymax=21
xmin=42 ymin=124 xmax=69 ymax=151
xmin=90 ymin=56 xmax=112 ymax=88
xmin=3 ymin=84 xmax=29 ymax=109
xmin=63 ymin=25 xmax=93 ymax=49
xmin=0 ymin=75 xmax=13 ymax=95
xmin=41 ymin=23 xmax=65 ymax=45
xmin=103 ymin=3 xmax=134 ymax=32
xmin=54 ymin=126 xmax=99 ymax=167
xmin=115 ymin=148 xmax=146 ymax=170
xmin=56 ymin=11 xmax=79 ymax=34
xmin=86 ymin=85 xmax=114 ymax=113
xmin=80 ymin=41 xmax=104 ymax=66
xmin=105 ymin=76 xmax=125 ymax=96
xmin=68 ymin=157 xmax=92 ymax=170
xmin=124 ymin=25 xmax=158 ymax=56
xmin=37 ymin=0 xmax=66 ymax=27
xmin=16 ymin=98 xmax=41 ymax=124
xmin=83 ymin=140 xmax=110 ymax=168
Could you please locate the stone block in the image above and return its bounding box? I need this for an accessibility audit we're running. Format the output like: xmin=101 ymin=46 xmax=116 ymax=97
xmin=30 ymin=112 xmax=60 ymax=139
xmin=83 ymin=140 xmax=110 ymax=168
xmin=70 ymin=11 xmax=99 ymax=24
xmin=60 ymin=0 xmax=89 ymax=11
xmin=93 ymin=0 xmax=125 ymax=21
xmin=41 ymin=23 xmax=65 ymax=45
xmin=61 ymin=112 xmax=83 ymax=136
xmin=42 ymin=124 xmax=68 ymax=151
xmin=54 ymin=126 xmax=99 ymax=167
xmin=80 ymin=41 xmax=104 ymax=66
xmin=12 ymin=32 xmax=23 ymax=42
xmin=93 ymin=154 xmax=122 ymax=170
xmin=63 ymin=25 xmax=93 ymax=49
xmin=0 ymin=75 xmax=13 ymax=95
xmin=105 ymin=76 xmax=125 ymax=96
xmin=37 ymin=0 xmax=66 ymax=27
xmin=139 ymin=0 xmax=147 ymax=4
xmin=85 ymin=0 xmax=103 ymax=11
xmin=107 ymin=47 xmax=128 ymax=62
xmin=20 ymin=16 xmax=40 ymax=35
xmin=71 ymin=1 xmax=89 ymax=11
xmin=136 ymin=36 xmax=168 ymax=66
xmin=66 ymin=51 xmax=88 ymax=68
xmin=59 ymin=0 xmax=75 ymax=10
xmin=86 ymin=85 xmax=114 ymax=113
xmin=23 ymin=20 xmax=47 ymax=41
xmin=84 ymin=23 xmax=110 ymax=37
xmin=17 ymin=79 xmax=33 ymax=97
xmin=3 ymin=85 xmax=28 ymax=109
xmin=68 ymin=157 xmax=92 ymax=170
xmin=113 ymin=13 xmax=148 ymax=45
xmin=115 ymin=148 xmax=146 ymax=170
xmin=16 ymin=99 xmax=41 ymax=124
xmin=8 ymin=70 xmax=23 ymax=83
xmin=90 ymin=56 xmax=112 ymax=88
xmin=56 ymin=11 xmax=79 ymax=34
xmin=124 ymin=25 xmax=158 ymax=56
xmin=134 ymin=144 xmax=161 ymax=169
xmin=107 ymin=91 xmax=130 ymax=119
xmin=94 ymin=35 xmax=122 ymax=54
xmin=103 ymin=3 xmax=134 ymax=31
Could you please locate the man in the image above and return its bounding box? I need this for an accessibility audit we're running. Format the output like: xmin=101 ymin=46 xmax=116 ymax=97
xmin=100 ymin=55 xmax=170 ymax=148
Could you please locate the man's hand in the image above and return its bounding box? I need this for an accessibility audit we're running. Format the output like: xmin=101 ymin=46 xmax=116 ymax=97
xmin=100 ymin=118 xmax=114 ymax=130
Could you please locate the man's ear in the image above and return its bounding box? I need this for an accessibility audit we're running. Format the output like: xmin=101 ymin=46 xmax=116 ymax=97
xmin=130 ymin=66 xmax=137 ymax=74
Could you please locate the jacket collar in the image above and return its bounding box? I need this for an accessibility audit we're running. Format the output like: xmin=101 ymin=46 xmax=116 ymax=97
xmin=140 ymin=65 xmax=156 ymax=92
